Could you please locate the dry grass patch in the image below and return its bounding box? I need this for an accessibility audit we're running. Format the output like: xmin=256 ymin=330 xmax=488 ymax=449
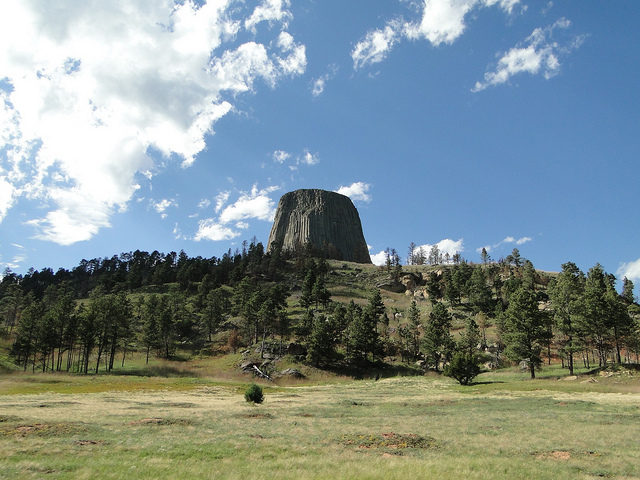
xmin=128 ymin=417 xmax=196 ymax=426
xmin=340 ymin=432 xmax=437 ymax=450
xmin=1 ymin=422 xmax=85 ymax=437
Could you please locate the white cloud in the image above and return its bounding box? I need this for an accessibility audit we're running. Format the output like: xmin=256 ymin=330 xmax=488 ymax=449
xmin=335 ymin=182 xmax=371 ymax=203
xmin=417 ymin=238 xmax=464 ymax=260
xmin=473 ymin=18 xmax=582 ymax=91
xmin=352 ymin=22 xmax=401 ymax=70
xmin=312 ymin=77 xmax=326 ymax=97
xmin=153 ymin=198 xmax=176 ymax=214
xmin=272 ymin=150 xmax=291 ymax=164
xmin=194 ymin=219 xmax=240 ymax=242
xmin=370 ymin=250 xmax=388 ymax=267
xmin=501 ymin=235 xmax=532 ymax=246
xmin=617 ymin=258 xmax=640 ymax=284
xmin=214 ymin=191 xmax=230 ymax=213
xmin=352 ymin=0 xmax=520 ymax=69
xmin=218 ymin=185 xmax=279 ymax=224
xmin=274 ymin=148 xmax=319 ymax=168
xmin=0 ymin=176 xmax=15 ymax=223
xmin=194 ymin=184 xmax=279 ymax=242
xmin=198 ymin=198 xmax=212 ymax=209
xmin=475 ymin=245 xmax=492 ymax=254
xmin=299 ymin=150 xmax=319 ymax=166
xmin=311 ymin=64 xmax=338 ymax=97
xmin=478 ymin=235 xmax=532 ymax=255
xmin=245 ymin=0 xmax=292 ymax=33
xmin=0 ymin=1 xmax=304 ymax=245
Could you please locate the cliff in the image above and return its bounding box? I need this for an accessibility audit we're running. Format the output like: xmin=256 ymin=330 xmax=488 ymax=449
xmin=267 ymin=189 xmax=371 ymax=263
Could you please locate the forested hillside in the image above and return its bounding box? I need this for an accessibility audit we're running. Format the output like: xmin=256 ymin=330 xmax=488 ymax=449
xmin=1 ymin=241 xmax=639 ymax=381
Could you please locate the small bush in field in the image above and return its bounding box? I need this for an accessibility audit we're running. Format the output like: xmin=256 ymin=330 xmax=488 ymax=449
xmin=444 ymin=352 xmax=481 ymax=385
xmin=244 ymin=384 xmax=264 ymax=404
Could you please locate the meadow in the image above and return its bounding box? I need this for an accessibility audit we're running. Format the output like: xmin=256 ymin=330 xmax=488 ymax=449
xmin=1 ymin=364 xmax=639 ymax=480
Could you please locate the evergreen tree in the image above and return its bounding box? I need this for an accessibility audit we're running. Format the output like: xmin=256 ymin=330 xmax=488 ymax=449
xmin=421 ymin=301 xmax=453 ymax=371
xmin=407 ymin=300 xmax=421 ymax=358
xmin=468 ymin=267 xmax=493 ymax=314
xmin=501 ymin=286 xmax=548 ymax=378
xmin=306 ymin=314 xmax=335 ymax=366
xmin=622 ymin=277 xmax=636 ymax=304
xmin=548 ymin=262 xmax=584 ymax=375
xmin=581 ymin=264 xmax=612 ymax=366
xmin=312 ymin=276 xmax=331 ymax=310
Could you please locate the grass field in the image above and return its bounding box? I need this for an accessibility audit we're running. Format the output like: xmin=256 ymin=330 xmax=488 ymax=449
xmin=1 ymin=365 xmax=639 ymax=479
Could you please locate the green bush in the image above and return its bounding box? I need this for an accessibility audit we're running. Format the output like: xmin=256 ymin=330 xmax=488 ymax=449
xmin=244 ymin=383 xmax=264 ymax=404
xmin=444 ymin=352 xmax=481 ymax=385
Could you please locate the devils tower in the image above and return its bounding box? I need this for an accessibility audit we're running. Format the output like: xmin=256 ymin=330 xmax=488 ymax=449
xmin=267 ymin=189 xmax=371 ymax=263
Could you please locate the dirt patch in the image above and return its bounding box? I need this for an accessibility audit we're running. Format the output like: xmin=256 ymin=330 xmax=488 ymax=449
xmin=0 ymin=415 xmax=21 ymax=423
xmin=235 ymin=413 xmax=274 ymax=419
xmin=2 ymin=423 xmax=85 ymax=437
xmin=128 ymin=417 xmax=195 ymax=426
xmin=75 ymin=439 xmax=107 ymax=446
xmin=341 ymin=432 xmax=436 ymax=450
xmin=534 ymin=450 xmax=600 ymax=461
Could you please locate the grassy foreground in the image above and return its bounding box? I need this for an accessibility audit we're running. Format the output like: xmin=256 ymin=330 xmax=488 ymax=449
xmin=1 ymin=368 xmax=640 ymax=480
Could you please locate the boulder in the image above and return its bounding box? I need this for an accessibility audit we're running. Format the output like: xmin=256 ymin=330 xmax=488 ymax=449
xmin=279 ymin=368 xmax=305 ymax=378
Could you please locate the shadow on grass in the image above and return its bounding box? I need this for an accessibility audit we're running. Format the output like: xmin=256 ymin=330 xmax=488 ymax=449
xmin=109 ymin=365 xmax=199 ymax=378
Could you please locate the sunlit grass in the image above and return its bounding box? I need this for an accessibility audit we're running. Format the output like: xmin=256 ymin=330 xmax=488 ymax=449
xmin=1 ymin=369 xmax=639 ymax=479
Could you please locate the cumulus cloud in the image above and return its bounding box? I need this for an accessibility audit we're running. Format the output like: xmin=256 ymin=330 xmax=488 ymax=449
xmin=194 ymin=184 xmax=279 ymax=242
xmin=370 ymin=250 xmax=389 ymax=267
xmin=218 ymin=185 xmax=279 ymax=224
xmin=335 ymin=182 xmax=371 ymax=202
xmin=194 ymin=219 xmax=240 ymax=242
xmin=352 ymin=0 xmax=520 ymax=69
xmin=617 ymin=258 xmax=640 ymax=284
xmin=473 ymin=18 xmax=583 ymax=91
xmin=0 ymin=1 xmax=304 ymax=244
xmin=417 ymin=238 xmax=464 ymax=260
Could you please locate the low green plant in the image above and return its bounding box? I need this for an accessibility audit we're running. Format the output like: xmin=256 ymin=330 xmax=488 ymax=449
xmin=444 ymin=352 xmax=481 ymax=385
xmin=244 ymin=383 xmax=264 ymax=404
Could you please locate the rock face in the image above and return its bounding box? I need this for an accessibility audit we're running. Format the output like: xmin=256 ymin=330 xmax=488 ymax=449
xmin=267 ymin=189 xmax=371 ymax=263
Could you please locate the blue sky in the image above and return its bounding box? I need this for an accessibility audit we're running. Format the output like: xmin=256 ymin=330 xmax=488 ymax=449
xmin=0 ymin=0 xmax=639 ymax=293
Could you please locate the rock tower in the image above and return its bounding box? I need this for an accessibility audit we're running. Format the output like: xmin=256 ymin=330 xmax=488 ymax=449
xmin=267 ymin=189 xmax=371 ymax=263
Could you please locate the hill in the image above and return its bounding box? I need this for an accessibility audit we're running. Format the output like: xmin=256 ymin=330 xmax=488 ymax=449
xmin=0 ymin=242 xmax=638 ymax=381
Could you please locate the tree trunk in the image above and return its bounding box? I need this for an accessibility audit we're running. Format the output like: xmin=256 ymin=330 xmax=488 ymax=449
xmin=568 ymin=335 xmax=574 ymax=376
xmin=529 ymin=361 xmax=535 ymax=379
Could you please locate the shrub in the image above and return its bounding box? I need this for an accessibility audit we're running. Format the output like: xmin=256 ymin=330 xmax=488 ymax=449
xmin=444 ymin=352 xmax=481 ymax=385
xmin=244 ymin=383 xmax=264 ymax=404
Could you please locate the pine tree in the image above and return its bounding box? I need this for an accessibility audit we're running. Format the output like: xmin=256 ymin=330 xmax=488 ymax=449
xmin=549 ymin=262 xmax=584 ymax=375
xmin=407 ymin=300 xmax=421 ymax=358
xmin=501 ymin=286 xmax=548 ymax=378
xmin=622 ymin=277 xmax=636 ymax=304
xmin=421 ymin=301 xmax=453 ymax=371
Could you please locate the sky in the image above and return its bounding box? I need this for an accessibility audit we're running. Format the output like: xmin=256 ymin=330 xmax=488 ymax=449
xmin=0 ymin=0 xmax=639 ymax=294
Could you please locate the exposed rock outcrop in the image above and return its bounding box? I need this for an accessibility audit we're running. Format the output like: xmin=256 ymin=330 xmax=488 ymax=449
xmin=267 ymin=189 xmax=371 ymax=263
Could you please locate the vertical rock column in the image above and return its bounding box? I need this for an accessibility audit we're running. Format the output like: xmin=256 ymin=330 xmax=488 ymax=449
xmin=267 ymin=189 xmax=371 ymax=263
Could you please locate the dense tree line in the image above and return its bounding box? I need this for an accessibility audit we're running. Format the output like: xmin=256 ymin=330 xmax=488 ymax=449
xmin=2 ymin=242 xmax=639 ymax=379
